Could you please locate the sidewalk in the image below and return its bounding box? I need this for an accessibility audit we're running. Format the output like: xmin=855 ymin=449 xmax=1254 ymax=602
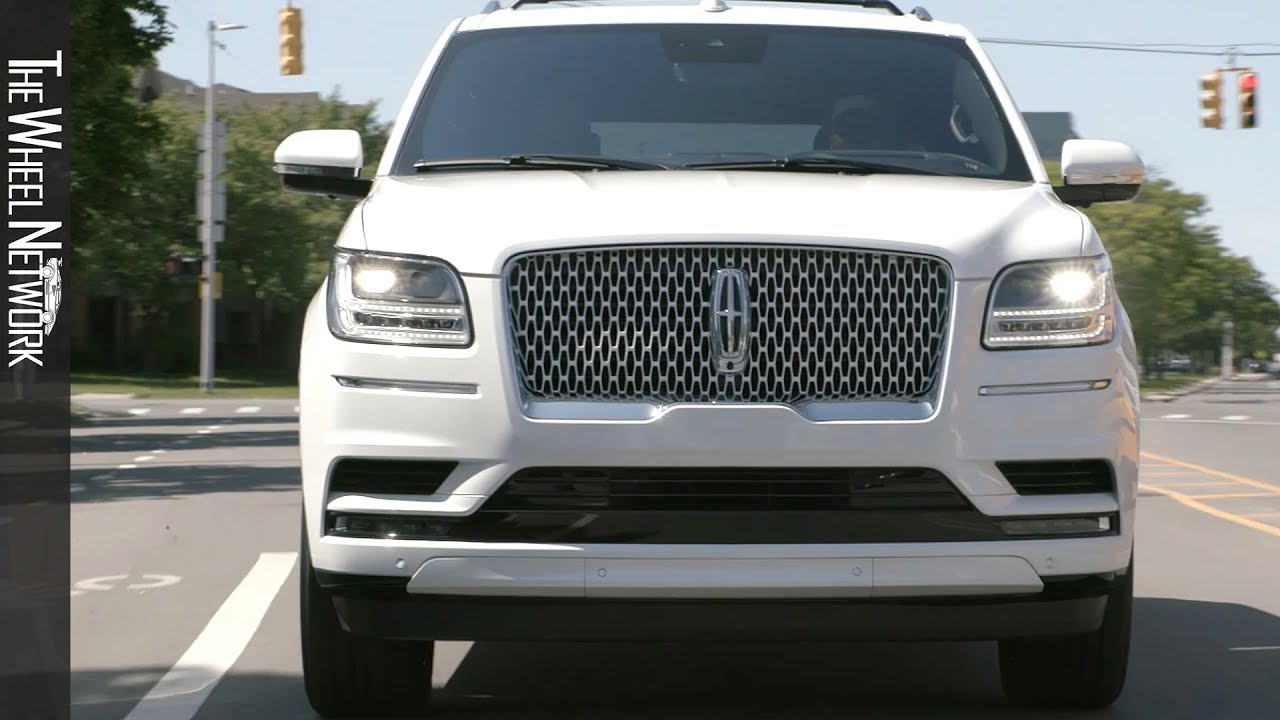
xmin=1142 ymin=377 xmax=1219 ymax=403
xmin=1143 ymin=373 xmax=1271 ymax=402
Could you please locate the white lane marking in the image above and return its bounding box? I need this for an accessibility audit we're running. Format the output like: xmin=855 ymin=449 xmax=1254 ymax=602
xmin=1221 ymin=415 xmax=1250 ymax=421
xmin=128 ymin=574 xmax=182 ymax=591
xmin=122 ymin=552 xmax=297 ymax=720
xmin=208 ymin=425 xmax=223 ymax=430
xmin=134 ymin=455 xmax=156 ymax=462
xmin=1231 ymin=646 xmax=1280 ymax=652
xmin=196 ymin=430 xmax=211 ymax=435
xmin=152 ymin=449 xmax=168 ymax=454
xmin=90 ymin=474 xmax=114 ymax=481
xmin=75 ymin=575 xmax=129 ymax=592
xmin=236 ymin=406 xmax=260 ymax=414
xmin=434 ymin=641 xmax=474 ymax=687
xmin=118 ymin=464 xmax=138 ymax=470
xmin=128 ymin=408 xmax=152 ymax=416
xmin=179 ymin=407 xmax=206 ymax=415
xmin=71 ymin=484 xmax=85 ymax=493
xmin=1160 ymin=413 xmax=1191 ymax=419
xmin=1146 ymin=418 xmax=1280 ymax=427
xmin=72 ymin=574 xmax=183 ymax=594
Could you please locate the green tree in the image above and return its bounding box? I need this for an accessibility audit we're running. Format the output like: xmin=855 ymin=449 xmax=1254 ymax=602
xmin=70 ymin=0 xmax=172 ymax=279
xmin=1046 ymin=162 xmax=1280 ymax=372
xmin=96 ymin=92 xmax=391 ymax=371
xmin=217 ymin=92 xmax=390 ymax=309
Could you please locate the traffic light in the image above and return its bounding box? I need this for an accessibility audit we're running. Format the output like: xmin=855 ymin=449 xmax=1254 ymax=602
xmin=279 ymin=7 xmax=302 ymax=76
xmin=1200 ymin=72 xmax=1222 ymax=128
xmin=1239 ymin=71 xmax=1257 ymax=128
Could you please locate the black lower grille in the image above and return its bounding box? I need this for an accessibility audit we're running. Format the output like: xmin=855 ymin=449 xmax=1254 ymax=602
xmin=329 ymin=459 xmax=457 ymax=495
xmin=327 ymin=466 xmax=1007 ymax=544
xmin=997 ymin=460 xmax=1114 ymax=495
xmin=489 ymin=467 xmax=967 ymax=511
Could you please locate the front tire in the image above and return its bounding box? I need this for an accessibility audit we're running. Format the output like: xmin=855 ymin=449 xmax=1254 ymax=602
xmin=300 ymin=524 xmax=434 ymax=717
xmin=997 ymin=558 xmax=1133 ymax=709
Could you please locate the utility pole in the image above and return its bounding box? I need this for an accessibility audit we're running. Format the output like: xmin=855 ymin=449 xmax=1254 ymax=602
xmin=200 ymin=21 xmax=245 ymax=393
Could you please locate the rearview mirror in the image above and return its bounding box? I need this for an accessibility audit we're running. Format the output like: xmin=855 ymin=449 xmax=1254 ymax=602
xmin=273 ymin=129 xmax=371 ymax=200
xmin=1053 ymin=139 xmax=1143 ymax=208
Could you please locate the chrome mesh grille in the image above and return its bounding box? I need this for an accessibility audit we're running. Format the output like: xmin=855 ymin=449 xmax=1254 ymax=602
xmin=504 ymin=245 xmax=952 ymax=406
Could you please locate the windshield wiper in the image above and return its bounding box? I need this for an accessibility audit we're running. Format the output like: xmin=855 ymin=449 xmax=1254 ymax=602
xmin=413 ymin=155 xmax=670 ymax=172
xmin=681 ymin=155 xmax=944 ymax=176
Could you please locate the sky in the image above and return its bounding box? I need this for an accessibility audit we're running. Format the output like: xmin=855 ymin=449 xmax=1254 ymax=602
xmin=156 ymin=0 xmax=1280 ymax=291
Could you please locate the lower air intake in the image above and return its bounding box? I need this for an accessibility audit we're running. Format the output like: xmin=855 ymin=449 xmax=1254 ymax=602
xmin=329 ymin=458 xmax=457 ymax=496
xmin=996 ymin=460 xmax=1114 ymax=495
xmin=487 ymin=466 xmax=968 ymax=512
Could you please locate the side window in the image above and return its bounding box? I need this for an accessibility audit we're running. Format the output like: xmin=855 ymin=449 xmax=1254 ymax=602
xmin=949 ymin=62 xmax=1009 ymax=171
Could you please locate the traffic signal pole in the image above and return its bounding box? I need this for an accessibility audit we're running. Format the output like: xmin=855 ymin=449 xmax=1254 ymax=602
xmin=200 ymin=21 xmax=216 ymax=394
xmin=200 ymin=21 xmax=245 ymax=394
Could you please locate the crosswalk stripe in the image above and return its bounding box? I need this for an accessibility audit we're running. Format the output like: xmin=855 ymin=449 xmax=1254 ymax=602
xmin=128 ymin=408 xmax=151 ymax=416
xmin=1221 ymin=415 xmax=1250 ymax=421
xmin=179 ymin=407 xmax=206 ymax=415
xmin=236 ymin=406 xmax=261 ymax=414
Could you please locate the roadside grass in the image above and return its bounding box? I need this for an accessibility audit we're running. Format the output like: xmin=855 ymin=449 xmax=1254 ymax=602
xmin=71 ymin=371 xmax=298 ymax=399
xmin=1140 ymin=372 xmax=1210 ymax=395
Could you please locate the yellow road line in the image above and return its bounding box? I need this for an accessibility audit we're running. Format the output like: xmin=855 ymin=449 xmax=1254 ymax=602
xmin=1140 ymin=483 xmax=1280 ymax=539
xmin=1140 ymin=451 xmax=1280 ymax=494
xmin=1139 ymin=471 xmax=1203 ymax=477
xmin=1181 ymin=492 xmax=1280 ymax=500
xmin=1243 ymin=512 xmax=1280 ymax=519
xmin=1143 ymin=480 xmax=1245 ymax=488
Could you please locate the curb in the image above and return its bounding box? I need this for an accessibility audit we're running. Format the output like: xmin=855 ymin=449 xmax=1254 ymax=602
xmin=70 ymin=393 xmax=138 ymax=401
xmin=1141 ymin=377 xmax=1218 ymax=403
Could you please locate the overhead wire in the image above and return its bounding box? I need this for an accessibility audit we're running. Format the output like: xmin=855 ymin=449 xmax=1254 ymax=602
xmin=977 ymin=38 xmax=1280 ymax=57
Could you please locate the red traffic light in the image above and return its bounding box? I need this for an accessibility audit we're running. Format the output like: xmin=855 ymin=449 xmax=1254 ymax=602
xmin=165 ymin=258 xmax=178 ymax=275
xmin=1240 ymin=73 xmax=1257 ymax=91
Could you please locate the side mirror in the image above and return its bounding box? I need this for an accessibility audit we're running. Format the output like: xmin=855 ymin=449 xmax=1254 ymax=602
xmin=1053 ymin=139 xmax=1144 ymax=208
xmin=273 ymin=129 xmax=372 ymax=200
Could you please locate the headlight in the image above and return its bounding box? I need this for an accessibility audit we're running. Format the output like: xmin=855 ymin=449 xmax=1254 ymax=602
xmin=983 ymin=256 xmax=1114 ymax=349
xmin=327 ymin=250 xmax=471 ymax=346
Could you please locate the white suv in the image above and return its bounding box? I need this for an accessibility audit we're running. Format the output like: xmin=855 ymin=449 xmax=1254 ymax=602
xmin=275 ymin=1 xmax=1143 ymax=715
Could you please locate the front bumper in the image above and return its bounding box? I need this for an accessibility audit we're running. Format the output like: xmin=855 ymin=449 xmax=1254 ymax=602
xmin=322 ymin=571 xmax=1121 ymax=642
xmin=299 ymin=273 xmax=1140 ymax=601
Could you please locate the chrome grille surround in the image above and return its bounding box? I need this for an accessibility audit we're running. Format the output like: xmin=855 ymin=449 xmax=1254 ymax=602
xmin=503 ymin=244 xmax=953 ymax=409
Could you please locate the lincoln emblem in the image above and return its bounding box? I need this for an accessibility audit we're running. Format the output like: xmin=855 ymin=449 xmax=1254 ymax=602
xmin=709 ymin=268 xmax=751 ymax=373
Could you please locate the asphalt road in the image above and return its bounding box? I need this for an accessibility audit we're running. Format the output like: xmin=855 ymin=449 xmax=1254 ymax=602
xmin=68 ymin=379 xmax=1280 ymax=720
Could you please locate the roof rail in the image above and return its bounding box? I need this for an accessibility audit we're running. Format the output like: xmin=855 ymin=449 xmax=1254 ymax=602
xmin=481 ymin=0 xmax=501 ymax=12
xmin=507 ymin=0 xmax=926 ymax=17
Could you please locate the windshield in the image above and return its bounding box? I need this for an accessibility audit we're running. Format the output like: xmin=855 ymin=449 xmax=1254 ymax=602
xmin=391 ymin=23 xmax=1033 ymax=180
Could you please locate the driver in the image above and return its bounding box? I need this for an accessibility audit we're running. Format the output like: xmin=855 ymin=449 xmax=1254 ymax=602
xmin=815 ymin=95 xmax=900 ymax=152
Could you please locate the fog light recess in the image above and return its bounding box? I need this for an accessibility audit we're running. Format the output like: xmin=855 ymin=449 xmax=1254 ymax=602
xmin=1000 ymin=515 xmax=1116 ymax=537
xmin=327 ymin=512 xmax=456 ymax=540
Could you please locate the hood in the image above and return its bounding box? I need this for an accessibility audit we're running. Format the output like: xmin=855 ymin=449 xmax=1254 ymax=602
xmin=352 ymin=171 xmax=1087 ymax=279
